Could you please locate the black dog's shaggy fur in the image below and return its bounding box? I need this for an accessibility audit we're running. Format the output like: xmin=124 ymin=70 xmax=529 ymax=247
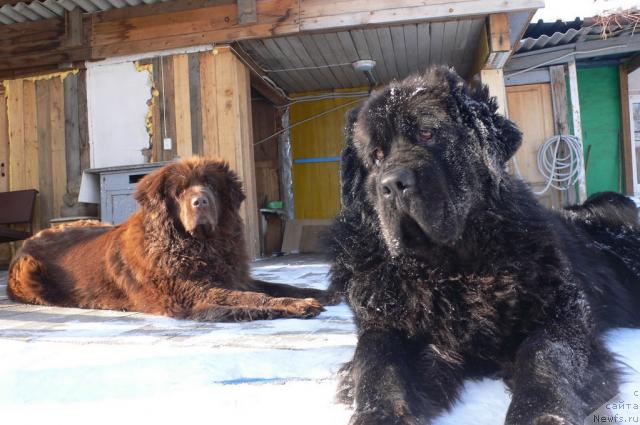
xmin=328 ymin=67 xmax=640 ymax=425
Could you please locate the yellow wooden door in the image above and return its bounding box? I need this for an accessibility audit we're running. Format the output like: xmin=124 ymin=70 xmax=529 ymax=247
xmin=290 ymin=97 xmax=353 ymax=219
xmin=506 ymin=83 xmax=562 ymax=209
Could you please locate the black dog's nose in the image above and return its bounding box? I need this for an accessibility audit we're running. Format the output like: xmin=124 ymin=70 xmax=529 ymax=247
xmin=380 ymin=168 xmax=415 ymax=197
xmin=191 ymin=196 xmax=209 ymax=208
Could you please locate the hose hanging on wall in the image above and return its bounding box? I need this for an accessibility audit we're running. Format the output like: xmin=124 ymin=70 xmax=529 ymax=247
xmin=512 ymin=135 xmax=584 ymax=195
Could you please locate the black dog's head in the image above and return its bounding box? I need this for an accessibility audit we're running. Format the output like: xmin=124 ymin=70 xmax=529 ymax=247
xmin=351 ymin=67 xmax=522 ymax=255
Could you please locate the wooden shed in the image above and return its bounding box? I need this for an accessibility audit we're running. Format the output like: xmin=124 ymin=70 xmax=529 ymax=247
xmin=0 ymin=0 xmax=542 ymax=263
xmin=505 ymin=16 xmax=640 ymax=207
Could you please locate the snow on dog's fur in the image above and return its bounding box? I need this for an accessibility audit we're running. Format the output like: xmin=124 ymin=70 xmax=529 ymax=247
xmin=328 ymin=67 xmax=640 ymax=425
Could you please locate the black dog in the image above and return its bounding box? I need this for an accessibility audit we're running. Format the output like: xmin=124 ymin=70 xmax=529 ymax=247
xmin=328 ymin=67 xmax=640 ymax=425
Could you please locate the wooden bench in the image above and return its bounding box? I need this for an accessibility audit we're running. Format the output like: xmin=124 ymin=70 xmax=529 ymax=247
xmin=0 ymin=189 xmax=38 ymax=243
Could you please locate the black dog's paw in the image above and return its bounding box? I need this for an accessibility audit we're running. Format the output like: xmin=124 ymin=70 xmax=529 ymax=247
xmin=349 ymin=403 xmax=420 ymax=425
xmin=532 ymin=414 xmax=575 ymax=425
xmin=336 ymin=361 xmax=354 ymax=405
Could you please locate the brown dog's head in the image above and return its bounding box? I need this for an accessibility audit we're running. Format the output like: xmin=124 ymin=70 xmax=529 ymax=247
xmin=134 ymin=157 xmax=245 ymax=240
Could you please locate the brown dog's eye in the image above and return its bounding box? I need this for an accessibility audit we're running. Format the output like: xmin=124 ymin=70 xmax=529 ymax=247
xmin=373 ymin=148 xmax=385 ymax=166
xmin=418 ymin=130 xmax=433 ymax=144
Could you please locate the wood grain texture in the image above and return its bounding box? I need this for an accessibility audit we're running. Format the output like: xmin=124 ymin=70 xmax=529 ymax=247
xmin=150 ymin=57 xmax=164 ymax=162
xmin=200 ymin=51 xmax=220 ymax=158
xmin=172 ymin=54 xmax=193 ymax=159
xmin=0 ymin=89 xmax=9 ymax=193
xmin=76 ymin=71 xmax=90 ymax=173
xmin=188 ymin=53 xmax=203 ymax=155
xmin=22 ymin=80 xmax=39 ymax=193
xmin=35 ymin=79 xmax=53 ymax=226
xmin=50 ymin=77 xmax=66 ymax=218
xmin=488 ymin=13 xmax=510 ymax=52
xmin=619 ymin=64 xmax=634 ymax=195
xmin=160 ymin=56 xmax=178 ymax=161
xmin=507 ymin=83 xmax=562 ymax=209
xmin=6 ymin=80 xmax=25 ymax=191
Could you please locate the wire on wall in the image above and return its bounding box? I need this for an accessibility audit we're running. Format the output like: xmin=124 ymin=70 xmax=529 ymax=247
xmin=253 ymin=98 xmax=363 ymax=146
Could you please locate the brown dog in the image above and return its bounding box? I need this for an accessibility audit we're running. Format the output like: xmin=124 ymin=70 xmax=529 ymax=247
xmin=8 ymin=157 xmax=331 ymax=321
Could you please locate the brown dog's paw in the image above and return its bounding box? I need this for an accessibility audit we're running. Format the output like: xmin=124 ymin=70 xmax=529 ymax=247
xmin=532 ymin=414 xmax=574 ymax=425
xmin=281 ymin=298 xmax=324 ymax=318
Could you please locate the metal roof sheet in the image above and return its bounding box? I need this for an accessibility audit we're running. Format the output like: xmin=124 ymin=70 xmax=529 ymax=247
xmin=516 ymin=23 xmax=634 ymax=53
xmin=0 ymin=0 xmax=171 ymax=24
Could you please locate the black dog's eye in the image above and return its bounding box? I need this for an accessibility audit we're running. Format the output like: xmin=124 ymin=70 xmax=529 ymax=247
xmin=417 ymin=130 xmax=434 ymax=145
xmin=373 ymin=148 xmax=385 ymax=166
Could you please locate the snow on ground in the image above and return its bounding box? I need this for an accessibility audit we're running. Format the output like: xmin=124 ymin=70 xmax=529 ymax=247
xmin=1 ymin=256 xmax=640 ymax=425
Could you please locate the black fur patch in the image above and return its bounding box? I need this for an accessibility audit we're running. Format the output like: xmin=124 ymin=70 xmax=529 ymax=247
xmin=328 ymin=67 xmax=640 ymax=425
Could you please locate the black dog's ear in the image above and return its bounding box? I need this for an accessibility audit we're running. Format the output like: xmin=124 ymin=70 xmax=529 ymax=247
xmin=134 ymin=165 xmax=168 ymax=209
xmin=469 ymin=83 xmax=522 ymax=165
xmin=340 ymin=107 xmax=368 ymax=207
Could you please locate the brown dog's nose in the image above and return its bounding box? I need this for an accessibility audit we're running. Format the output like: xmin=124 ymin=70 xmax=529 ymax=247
xmin=380 ymin=168 xmax=415 ymax=197
xmin=191 ymin=195 xmax=209 ymax=208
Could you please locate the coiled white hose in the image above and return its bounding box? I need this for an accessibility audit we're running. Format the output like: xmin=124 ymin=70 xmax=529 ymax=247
xmin=512 ymin=135 xmax=584 ymax=195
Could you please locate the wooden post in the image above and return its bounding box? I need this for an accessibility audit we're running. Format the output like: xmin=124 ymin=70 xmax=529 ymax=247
xmin=480 ymin=68 xmax=508 ymax=116
xmin=199 ymin=46 xmax=259 ymax=259
xmin=619 ymin=64 xmax=634 ymax=195
xmin=549 ymin=64 xmax=576 ymax=205
xmin=485 ymin=13 xmax=511 ymax=69
xmin=567 ymin=59 xmax=588 ymax=203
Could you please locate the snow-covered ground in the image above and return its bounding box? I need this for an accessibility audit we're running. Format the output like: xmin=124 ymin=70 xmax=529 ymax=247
xmin=1 ymin=256 xmax=640 ymax=425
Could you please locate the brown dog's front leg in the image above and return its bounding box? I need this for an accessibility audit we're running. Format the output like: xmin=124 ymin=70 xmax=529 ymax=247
xmin=251 ymin=279 xmax=341 ymax=305
xmin=190 ymin=288 xmax=324 ymax=322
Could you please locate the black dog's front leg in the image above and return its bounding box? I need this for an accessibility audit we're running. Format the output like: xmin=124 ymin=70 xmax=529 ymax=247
xmin=252 ymin=279 xmax=341 ymax=305
xmin=347 ymin=330 xmax=463 ymax=425
xmin=506 ymin=327 xmax=619 ymax=425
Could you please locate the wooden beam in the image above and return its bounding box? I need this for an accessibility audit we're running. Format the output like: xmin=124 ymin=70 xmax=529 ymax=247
xmin=549 ymin=64 xmax=576 ymax=205
xmin=480 ymin=68 xmax=508 ymax=116
xmin=231 ymin=42 xmax=287 ymax=106
xmin=237 ymin=0 xmax=257 ymax=25
xmin=90 ymin=0 xmax=299 ymax=58
xmin=624 ymin=54 xmax=640 ymax=74
xmin=619 ymin=64 xmax=634 ymax=195
xmin=299 ymin=0 xmax=544 ymax=31
xmin=200 ymin=46 xmax=260 ymax=258
xmin=484 ymin=13 xmax=510 ymax=69
xmin=0 ymin=0 xmax=543 ymax=77
xmin=172 ymin=54 xmax=193 ymax=158
xmin=549 ymin=65 xmax=569 ymax=135
xmin=63 ymin=8 xmax=83 ymax=48
xmin=567 ymin=59 xmax=587 ymax=202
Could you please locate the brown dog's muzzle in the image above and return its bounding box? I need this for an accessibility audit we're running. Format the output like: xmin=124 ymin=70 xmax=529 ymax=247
xmin=178 ymin=185 xmax=219 ymax=239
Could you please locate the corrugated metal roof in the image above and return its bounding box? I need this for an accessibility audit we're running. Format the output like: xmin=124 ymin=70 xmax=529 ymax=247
xmin=239 ymin=18 xmax=485 ymax=94
xmin=0 ymin=0 xmax=171 ymax=24
xmin=517 ymin=24 xmax=633 ymax=53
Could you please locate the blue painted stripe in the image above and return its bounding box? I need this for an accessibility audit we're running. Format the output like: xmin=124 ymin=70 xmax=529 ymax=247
xmin=293 ymin=156 xmax=340 ymax=164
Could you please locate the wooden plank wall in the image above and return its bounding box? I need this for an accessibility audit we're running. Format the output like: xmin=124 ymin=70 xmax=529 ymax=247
xmin=146 ymin=52 xmax=205 ymax=162
xmin=0 ymin=71 xmax=91 ymax=266
xmin=4 ymin=76 xmax=66 ymax=230
xmin=143 ymin=48 xmax=262 ymax=258
xmin=0 ymin=86 xmax=10 ymax=265
xmin=252 ymin=98 xmax=282 ymax=207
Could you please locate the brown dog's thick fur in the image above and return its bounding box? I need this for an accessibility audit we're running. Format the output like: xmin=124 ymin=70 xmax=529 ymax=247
xmin=8 ymin=157 xmax=330 ymax=321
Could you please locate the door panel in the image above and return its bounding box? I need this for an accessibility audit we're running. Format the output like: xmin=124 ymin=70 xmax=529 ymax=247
xmin=507 ymin=83 xmax=563 ymax=209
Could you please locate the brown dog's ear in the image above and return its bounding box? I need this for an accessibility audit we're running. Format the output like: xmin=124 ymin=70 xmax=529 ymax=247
xmin=203 ymin=160 xmax=246 ymax=210
xmin=134 ymin=165 xmax=168 ymax=209
xmin=224 ymin=167 xmax=246 ymax=210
